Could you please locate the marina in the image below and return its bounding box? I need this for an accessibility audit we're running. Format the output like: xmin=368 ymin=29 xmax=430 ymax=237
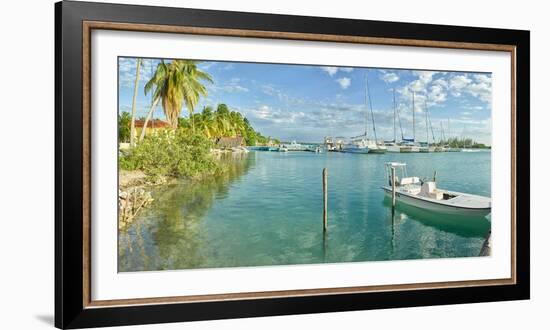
xmin=117 ymin=57 xmax=493 ymax=273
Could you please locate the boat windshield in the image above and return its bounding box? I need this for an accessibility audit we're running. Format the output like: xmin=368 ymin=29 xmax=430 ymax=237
xmin=384 ymin=162 xmax=408 ymax=186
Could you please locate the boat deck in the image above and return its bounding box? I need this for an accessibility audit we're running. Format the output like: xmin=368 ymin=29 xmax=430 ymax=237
xmin=441 ymin=192 xmax=491 ymax=208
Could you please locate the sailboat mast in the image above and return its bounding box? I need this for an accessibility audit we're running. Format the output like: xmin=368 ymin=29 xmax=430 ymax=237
xmin=393 ymin=89 xmax=396 ymax=142
xmin=396 ymin=94 xmax=405 ymax=141
xmin=440 ymin=121 xmax=445 ymax=144
xmin=366 ymin=73 xmax=378 ymax=142
xmin=412 ymin=91 xmax=416 ymax=142
xmin=425 ymin=99 xmax=436 ymax=145
xmin=425 ymin=100 xmax=429 ymax=147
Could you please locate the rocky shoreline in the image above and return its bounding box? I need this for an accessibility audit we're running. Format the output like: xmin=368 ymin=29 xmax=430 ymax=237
xmin=118 ymin=147 xmax=249 ymax=229
xmin=118 ymin=170 xmax=170 ymax=229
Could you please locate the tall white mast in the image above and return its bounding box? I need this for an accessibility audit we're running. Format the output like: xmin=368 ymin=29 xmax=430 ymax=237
xmin=412 ymin=91 xmax=416 ymax=142
xmin=393 ymin=89 xmax=396 ymax=142
xmin=366 ymin=73 xmax=378 ymax=142
xmin=425 ymin=100 xmax=429 ymax=147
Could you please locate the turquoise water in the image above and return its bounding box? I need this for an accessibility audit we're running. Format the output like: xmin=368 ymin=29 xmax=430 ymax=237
xmin=118 ymin=151 xmax=491 ymax=272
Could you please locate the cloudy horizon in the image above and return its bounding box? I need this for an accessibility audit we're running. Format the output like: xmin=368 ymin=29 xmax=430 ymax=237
xmin=118 ymin=57 xmax=492 ymax=145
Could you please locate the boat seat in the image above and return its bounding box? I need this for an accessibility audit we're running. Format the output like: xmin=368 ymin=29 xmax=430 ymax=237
xmin=400 ymin=177 xmax=420 ymax=185
xmin=420 ymin=181 xmax=444 ymax=200
xmin=430 ymin=191 xmax=444 ymax=200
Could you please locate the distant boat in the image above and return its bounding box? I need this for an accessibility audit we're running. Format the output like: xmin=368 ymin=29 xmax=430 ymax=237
xmin=419 ymin=146 xmax=435 ymax=153
xmin=385 ymin=89 xmax=419 ymax=152
xmin=324 ymin=136 xmax=345 ymax=152
xmin=397 ymin=139 xmax=420 ymax=153
xmin=305 ymin=145 xmax=323 ymax=153
xmin=343 ymin=74 xmax=389 ymax=154
xmin=382 ymin=162 xmax=491 ymax=216
xmin=282 ymin=140 xmax=307 ymax=151
xmin=342 ymin=138 xmax=370 ymax=154
xmin=364 ymin=73 xmax=386 ymax=153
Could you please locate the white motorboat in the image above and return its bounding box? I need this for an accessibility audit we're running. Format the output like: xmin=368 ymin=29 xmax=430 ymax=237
xmin=342 ymin=138 xmax=370 ymax=154
xmin=382 ymin=162 xmax=491 ymax=216
xmin=283 ymin=140 xmax=306 ymax=151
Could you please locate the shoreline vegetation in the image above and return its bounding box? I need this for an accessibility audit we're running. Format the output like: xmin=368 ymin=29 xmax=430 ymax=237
xmin=118 ymin=59 xmax=276 ymax=227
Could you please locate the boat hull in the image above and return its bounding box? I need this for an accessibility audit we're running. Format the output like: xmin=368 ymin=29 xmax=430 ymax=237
xmin=368 ymin=147 xmax=386 ymax=154
xmin=385 ymin=145 xmax=419 ymax=153
xmin=342 ymin=147 xmax=369 ymax=154
xmin=399 ymin=146 xmax=420 ymax=153
xmin=382 ymin=187 xmax=491 ymax=216
xmin=386 ymin=145 xmax=401 ymax=153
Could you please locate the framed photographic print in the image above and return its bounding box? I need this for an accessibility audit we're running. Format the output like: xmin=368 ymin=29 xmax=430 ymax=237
xmin=55 ymin=1 xmax=530 ymax=328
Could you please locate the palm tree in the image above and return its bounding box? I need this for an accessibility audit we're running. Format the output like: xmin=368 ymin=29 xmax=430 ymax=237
xmin=144 ymin=59 xmax=213 ymax=131
xmin=198 ymin=106 xmax=215 ymax=137
xmin=129 ymin=58 xmax=141 ymax=147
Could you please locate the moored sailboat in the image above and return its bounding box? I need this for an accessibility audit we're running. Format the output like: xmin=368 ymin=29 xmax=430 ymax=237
xmin=343 ymin=73 xmax=387 ymax=154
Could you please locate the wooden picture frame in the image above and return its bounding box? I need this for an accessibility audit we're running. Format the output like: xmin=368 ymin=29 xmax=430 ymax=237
xmin=55 ymin=1 xmax=530 ymax=328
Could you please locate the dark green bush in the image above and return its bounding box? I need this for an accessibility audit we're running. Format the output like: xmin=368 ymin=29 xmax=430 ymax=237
xmin=120 ymin=130 xmax=220 ymax=179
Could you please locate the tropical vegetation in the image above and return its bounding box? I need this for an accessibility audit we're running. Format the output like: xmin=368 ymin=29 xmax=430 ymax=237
xmin=118 ymin=111 xmax=131 ymax=143
xmin=444 ymin=137 xmax=489 ymax=149
xmin=143 ymin=59 xmax=213 ymax=131
xmin=120 ymin=130 xmax=219 ymax=181
xmin=118 ymin=58 xmax=275 ymax=182
xmin=178 ymin=103 xmax=275 ymax=146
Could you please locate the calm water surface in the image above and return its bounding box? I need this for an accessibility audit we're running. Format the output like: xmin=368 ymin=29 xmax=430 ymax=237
xmin=119 ymin=151 xmax=491 ymax=271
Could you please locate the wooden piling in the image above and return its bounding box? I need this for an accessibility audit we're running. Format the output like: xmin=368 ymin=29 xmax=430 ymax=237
xmin=323 ymin=168 xmax=328 ymax=232
xmin=391 ymin=166 xmax=396 ymax=208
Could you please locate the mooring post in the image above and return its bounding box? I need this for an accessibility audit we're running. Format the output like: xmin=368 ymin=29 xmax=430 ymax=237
xmin=391 ymin=166 xmax=396 ymax=208
xmin=323 ymin=168 xmax=328 ymax=232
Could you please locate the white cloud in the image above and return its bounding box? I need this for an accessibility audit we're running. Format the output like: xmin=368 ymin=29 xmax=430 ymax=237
xmin=466 ymin=79 xmax=492 ymax=103
xmin=413 ymin=71 xmax=436 ymax=84
xmin=432 ymin=78 xmax=448 ymax=89
xmin=336 ymin=77 xmax=351 ymax=89
xmin=118 ymin=57 xmax=157 ymax=88
xmin=381 ymin=73 xmax=399 ymax=83
xmin=448 ymin=74 xmax=491 ymax=102
xmin=321 ymin=66 xmax=339 ymax=76
xmin=320 ymin=66 xmax=353 ymax=76
xmin=397 ymin=72 xmax=492 ymax=113
xmin=428 ymin=84 xmax=447 ymax=103
xmin=449 ymin=75 xmax=472 ymax=96
xmin=260 ymin=84 xmax=306 ymax=105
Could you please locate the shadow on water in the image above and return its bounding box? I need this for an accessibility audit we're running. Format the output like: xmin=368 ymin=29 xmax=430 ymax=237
xmin=118 ymin=152 xmax=255 ymax=272
xmin=383 ymin=197 xmax=490 ymax=239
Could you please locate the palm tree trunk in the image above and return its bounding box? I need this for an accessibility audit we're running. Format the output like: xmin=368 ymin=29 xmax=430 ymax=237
xmin=129 ymin=58 xmax=141 ymax=147
xmin=189 ymin=109 xmax=195 ymax=133
xmin=139 ymin=98 xmax=160 ymax=142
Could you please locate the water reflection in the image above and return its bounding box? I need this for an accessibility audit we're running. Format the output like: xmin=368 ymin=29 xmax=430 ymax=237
xmin=118 ymin=153 xmax=254 ymax=272
xmin=383 ymin=197 xmax=490 ymax=239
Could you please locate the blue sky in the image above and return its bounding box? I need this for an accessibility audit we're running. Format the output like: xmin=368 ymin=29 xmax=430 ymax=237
xmin=118 ymin=57 xmax=492 ymax=144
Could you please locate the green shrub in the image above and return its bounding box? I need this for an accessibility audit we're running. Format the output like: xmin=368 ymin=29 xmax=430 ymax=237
xmin=118 ymin=112 xmax=131 ymax=143
xmin=119 ymin=130 xmax=219 ymax=179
